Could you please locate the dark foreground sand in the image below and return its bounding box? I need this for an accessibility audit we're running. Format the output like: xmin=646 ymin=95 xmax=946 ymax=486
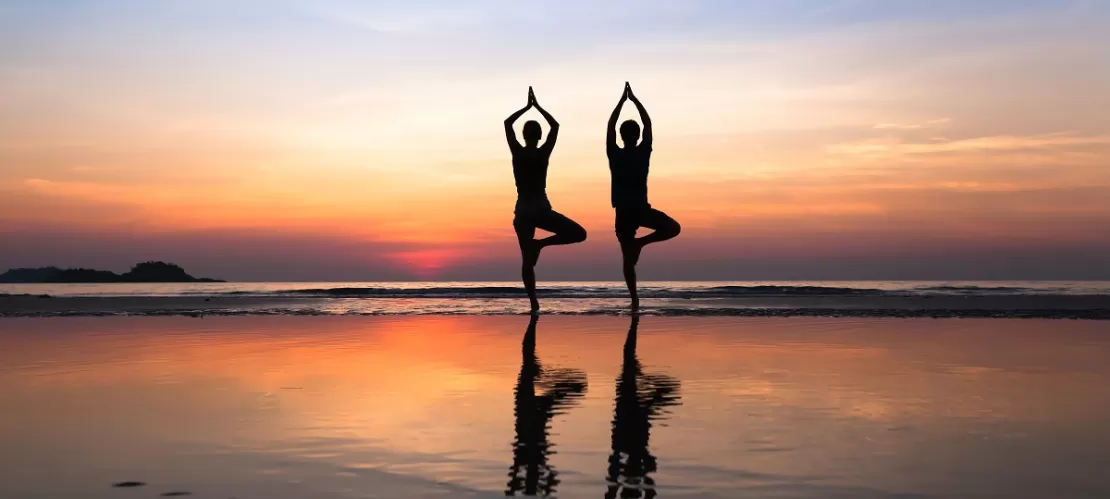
xmin=2 ymin=315 xmax=1109 ymax=498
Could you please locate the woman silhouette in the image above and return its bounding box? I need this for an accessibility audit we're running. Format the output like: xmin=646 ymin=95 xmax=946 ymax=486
xmin=506 ymin=315 xmax=588 ymax=496
xmin=506 ymin=87 xmax=587 ymax=311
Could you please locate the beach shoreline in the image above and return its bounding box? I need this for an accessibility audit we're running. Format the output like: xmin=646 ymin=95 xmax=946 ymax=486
xmin=3 ymin=293 xmax=1110 ymax=319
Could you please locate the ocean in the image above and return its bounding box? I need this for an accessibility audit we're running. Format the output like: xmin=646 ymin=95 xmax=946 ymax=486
xmin=2 ymin=280 xmax=1109 ymax=318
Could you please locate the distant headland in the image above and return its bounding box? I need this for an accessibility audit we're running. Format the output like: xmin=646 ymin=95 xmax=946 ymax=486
xmin=0 ymin=261 xmax=224 ymax=283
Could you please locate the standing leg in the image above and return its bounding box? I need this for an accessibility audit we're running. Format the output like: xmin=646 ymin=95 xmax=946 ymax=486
xmin=515 ymin=218 xmax=540 ymax=312
xmin=517 ymin=211 xmax=587 ymax=312
xmin=620 ymin=239 xmax=640 ymax=310
xmin=615 ymin=209 xmax=641 ymax=310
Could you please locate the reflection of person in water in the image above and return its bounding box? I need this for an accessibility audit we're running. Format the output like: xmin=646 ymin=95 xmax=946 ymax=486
xmin=606 ymin=316 xmax=682 ymax=499
xmin=507 ymin=315 xmax=588 ymax=496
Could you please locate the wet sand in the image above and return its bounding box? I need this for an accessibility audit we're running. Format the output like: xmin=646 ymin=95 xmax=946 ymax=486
xmin=2 ymin=316 xmax=1110 ymax=498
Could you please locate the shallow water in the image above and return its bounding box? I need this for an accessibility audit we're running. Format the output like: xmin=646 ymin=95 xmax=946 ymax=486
xmin=5 ymin=281 xmax=1109 ymax=319
xmin=5 ymin=280 xmax=1110 ymax=298
xmin=1 ymin=316 xmax=1109 ymax=498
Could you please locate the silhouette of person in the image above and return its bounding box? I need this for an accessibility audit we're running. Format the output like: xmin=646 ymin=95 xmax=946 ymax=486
xmin=506 ymin=87 xmax=588 ymax=311
xmin=607 ymin=83 xmax=681 ymax=310
xmin=506 ymin=315 xmax=588 ymax=496
xmin=605 ymin=316 xmax=681 ymax=499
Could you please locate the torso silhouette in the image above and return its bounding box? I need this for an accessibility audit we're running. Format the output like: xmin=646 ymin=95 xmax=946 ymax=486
xmin=513 ymin=146 xmax=551 ymax=211
xmin=607 ymin=142 xmax=652 ymax=209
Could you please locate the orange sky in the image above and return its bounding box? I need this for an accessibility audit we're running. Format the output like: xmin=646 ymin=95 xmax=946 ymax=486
xmin=1 ymin=1 xmax=1108 ymax=280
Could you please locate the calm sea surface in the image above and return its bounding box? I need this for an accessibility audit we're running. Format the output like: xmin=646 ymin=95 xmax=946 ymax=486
xmin=2 ymin=316 xmax=1109 ymax=498
xmin=4 ymin=280 xmax=1109 ymax=297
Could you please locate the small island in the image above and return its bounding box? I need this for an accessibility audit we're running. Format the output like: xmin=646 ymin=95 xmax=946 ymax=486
xmin=0 ymin=261 xmax=225 ymax=283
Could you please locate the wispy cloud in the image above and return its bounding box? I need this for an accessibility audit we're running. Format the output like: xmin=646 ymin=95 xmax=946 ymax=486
xmin=1 ymin=0 xmax=1109 ymax=278
xmin=827 ymin=133 xmax=1110 ymax=156
xmin=301 ymin=0 xmax=499 ymax=34
xmin=874 ymin=118 xmax=951 ymax=130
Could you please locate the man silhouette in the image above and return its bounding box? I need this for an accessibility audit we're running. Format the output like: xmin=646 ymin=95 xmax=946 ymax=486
xmin=607 ymin=82 xmax=681 ymax=309
xmin=605 ymin=316 xmax=681 ymax=499
xmin=506 ymin=87 xmax=588 ymax=311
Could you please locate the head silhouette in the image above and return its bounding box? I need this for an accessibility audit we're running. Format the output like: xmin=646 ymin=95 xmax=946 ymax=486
xmin=619 ymin=120 xmax=641 ymax=147
xmin=522 ymin=120 xmax=542 ymax=147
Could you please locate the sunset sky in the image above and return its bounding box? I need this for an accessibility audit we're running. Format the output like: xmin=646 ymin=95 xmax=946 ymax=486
xmin=2 ymin=0 xmax=1108 ymax=281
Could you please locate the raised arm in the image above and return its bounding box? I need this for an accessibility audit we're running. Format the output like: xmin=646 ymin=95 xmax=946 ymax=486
xmin=531 ymin=88 xmax=560 ymax=152
xmin=626 ymin=83 xmax=652 ymax=149
xmin=607 ymin=86 xmax=629 ymax=150
xmin=504 ymin=93 xmax=532 ymax=153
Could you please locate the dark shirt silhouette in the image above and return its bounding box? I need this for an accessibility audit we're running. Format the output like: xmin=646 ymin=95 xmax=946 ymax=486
xmin=608 ymin=139 xmax=651 ymax=209
xmin=506 ymin=315 xmax=588 ymax=496
xmin=506 ymin=87 xmax=587 ymax=312
xmin=512 ymin=143 xmax=551 ymax=209
xmin=606 ymin=316 xmax=682 ymax=499
xmin=607 ymin=82 xmax=681 ymax=310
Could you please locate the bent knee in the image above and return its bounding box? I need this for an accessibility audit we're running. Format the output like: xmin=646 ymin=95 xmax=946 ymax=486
xmin=665 ymin=218 xmax=682 ymax=238
xmin=569 ymin=225 xmax=588 ymax=243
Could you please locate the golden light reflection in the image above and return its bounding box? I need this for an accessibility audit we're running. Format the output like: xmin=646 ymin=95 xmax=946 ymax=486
xmin=3 ymin=316 xmax=1110 ymax=497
